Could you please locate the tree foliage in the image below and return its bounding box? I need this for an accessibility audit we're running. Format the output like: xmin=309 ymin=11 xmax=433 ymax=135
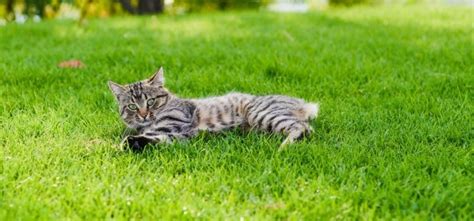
xmin=0 ymin=0 xmax=271 ymax=20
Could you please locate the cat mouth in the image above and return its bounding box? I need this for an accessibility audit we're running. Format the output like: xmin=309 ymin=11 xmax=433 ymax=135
xmin=137 ymin=120 xmax=152 ymax=126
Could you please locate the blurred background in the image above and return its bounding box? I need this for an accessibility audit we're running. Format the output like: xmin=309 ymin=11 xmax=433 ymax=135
xmin=0 ymin=0 xmax=472 ymax=25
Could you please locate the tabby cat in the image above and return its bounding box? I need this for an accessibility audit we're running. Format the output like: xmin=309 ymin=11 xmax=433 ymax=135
xmin=108 ymin=67 xmax=319 ymax=151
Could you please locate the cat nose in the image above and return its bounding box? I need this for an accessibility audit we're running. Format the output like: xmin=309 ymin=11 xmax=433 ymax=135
xmin=138 ymin=109 xmax=148 ymax=118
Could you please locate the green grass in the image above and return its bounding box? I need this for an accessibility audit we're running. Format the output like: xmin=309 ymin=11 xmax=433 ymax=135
xmin=1 ymin=6 xmax=473 ymax=220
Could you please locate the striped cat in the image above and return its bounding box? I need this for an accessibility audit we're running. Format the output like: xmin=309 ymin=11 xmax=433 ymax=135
xmin=108 ymin=67 xmax=319 ymax=151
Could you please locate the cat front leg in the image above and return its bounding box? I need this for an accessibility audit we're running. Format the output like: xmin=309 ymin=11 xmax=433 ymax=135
xmin=121 ymin=134 xmax=171 ymax=151
xmin=120 ymin=127 xmax=142 ymax=140
xmin=121 ymin=130 xmax=197 ymax=151
xmin=121 ymin=135 xmax=153 ymax=151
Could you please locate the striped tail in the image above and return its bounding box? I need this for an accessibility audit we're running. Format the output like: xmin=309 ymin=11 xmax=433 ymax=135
xmin=303 ymin=102 xmax=320 ymax=120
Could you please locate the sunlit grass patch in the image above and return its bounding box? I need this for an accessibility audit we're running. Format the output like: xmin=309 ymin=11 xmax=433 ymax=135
xmin=1 ymin=6 xmax=472 ymax=220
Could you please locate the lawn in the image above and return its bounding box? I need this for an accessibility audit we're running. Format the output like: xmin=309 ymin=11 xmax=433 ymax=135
xmin=1 ymin=6 xmax=473 ymax=220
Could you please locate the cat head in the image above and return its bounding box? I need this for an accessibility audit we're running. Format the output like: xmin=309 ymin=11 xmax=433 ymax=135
xmin=108 ymin=67 xmax=172 ymax=129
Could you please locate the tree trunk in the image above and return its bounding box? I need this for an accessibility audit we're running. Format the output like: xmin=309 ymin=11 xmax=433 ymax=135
xmin=119 ymin=0 xmax=165 ymax=14
xmin=119 ymin=0 xmax=138 ymax=14
xmin=217 ymin=0 xmax=228 ymax=10
xmin=138 ymin=0 xmax=164 ymax=14
xmin=6 ymin=0 xmax=15 ymax=21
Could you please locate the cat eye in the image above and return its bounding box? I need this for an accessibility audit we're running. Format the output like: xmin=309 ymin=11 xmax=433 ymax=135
xmin=147 ymin=98 xmax=156 ymax=106
xmin=127 ymin=104 xmax=138 ymax=111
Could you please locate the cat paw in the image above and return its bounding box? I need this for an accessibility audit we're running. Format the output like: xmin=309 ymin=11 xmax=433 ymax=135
xmin=122 ymin=135 xmax=152 ymax=152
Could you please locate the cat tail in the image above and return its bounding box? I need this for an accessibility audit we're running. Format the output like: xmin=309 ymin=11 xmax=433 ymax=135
xmin=303 ymin=102 xmax=320 ymax=120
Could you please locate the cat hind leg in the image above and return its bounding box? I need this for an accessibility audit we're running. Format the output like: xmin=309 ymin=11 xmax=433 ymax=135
xmin=279 ymin=121 xmax=312 ymax=150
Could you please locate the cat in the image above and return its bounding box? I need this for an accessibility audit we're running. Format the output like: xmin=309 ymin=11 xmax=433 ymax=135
xmin=108 ymin=67 xmax=319 ymax=151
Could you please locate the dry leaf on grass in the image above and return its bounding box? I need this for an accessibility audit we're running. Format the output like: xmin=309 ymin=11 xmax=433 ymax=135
xmin=58 ymin=60 xmax=85 ymax=68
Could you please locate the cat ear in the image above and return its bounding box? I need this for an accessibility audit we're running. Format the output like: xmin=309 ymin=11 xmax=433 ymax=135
xmin=108 ymin=81 xmax=125 ymax=98
xmin=148 ymin=67 xmax=164 ymax=86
